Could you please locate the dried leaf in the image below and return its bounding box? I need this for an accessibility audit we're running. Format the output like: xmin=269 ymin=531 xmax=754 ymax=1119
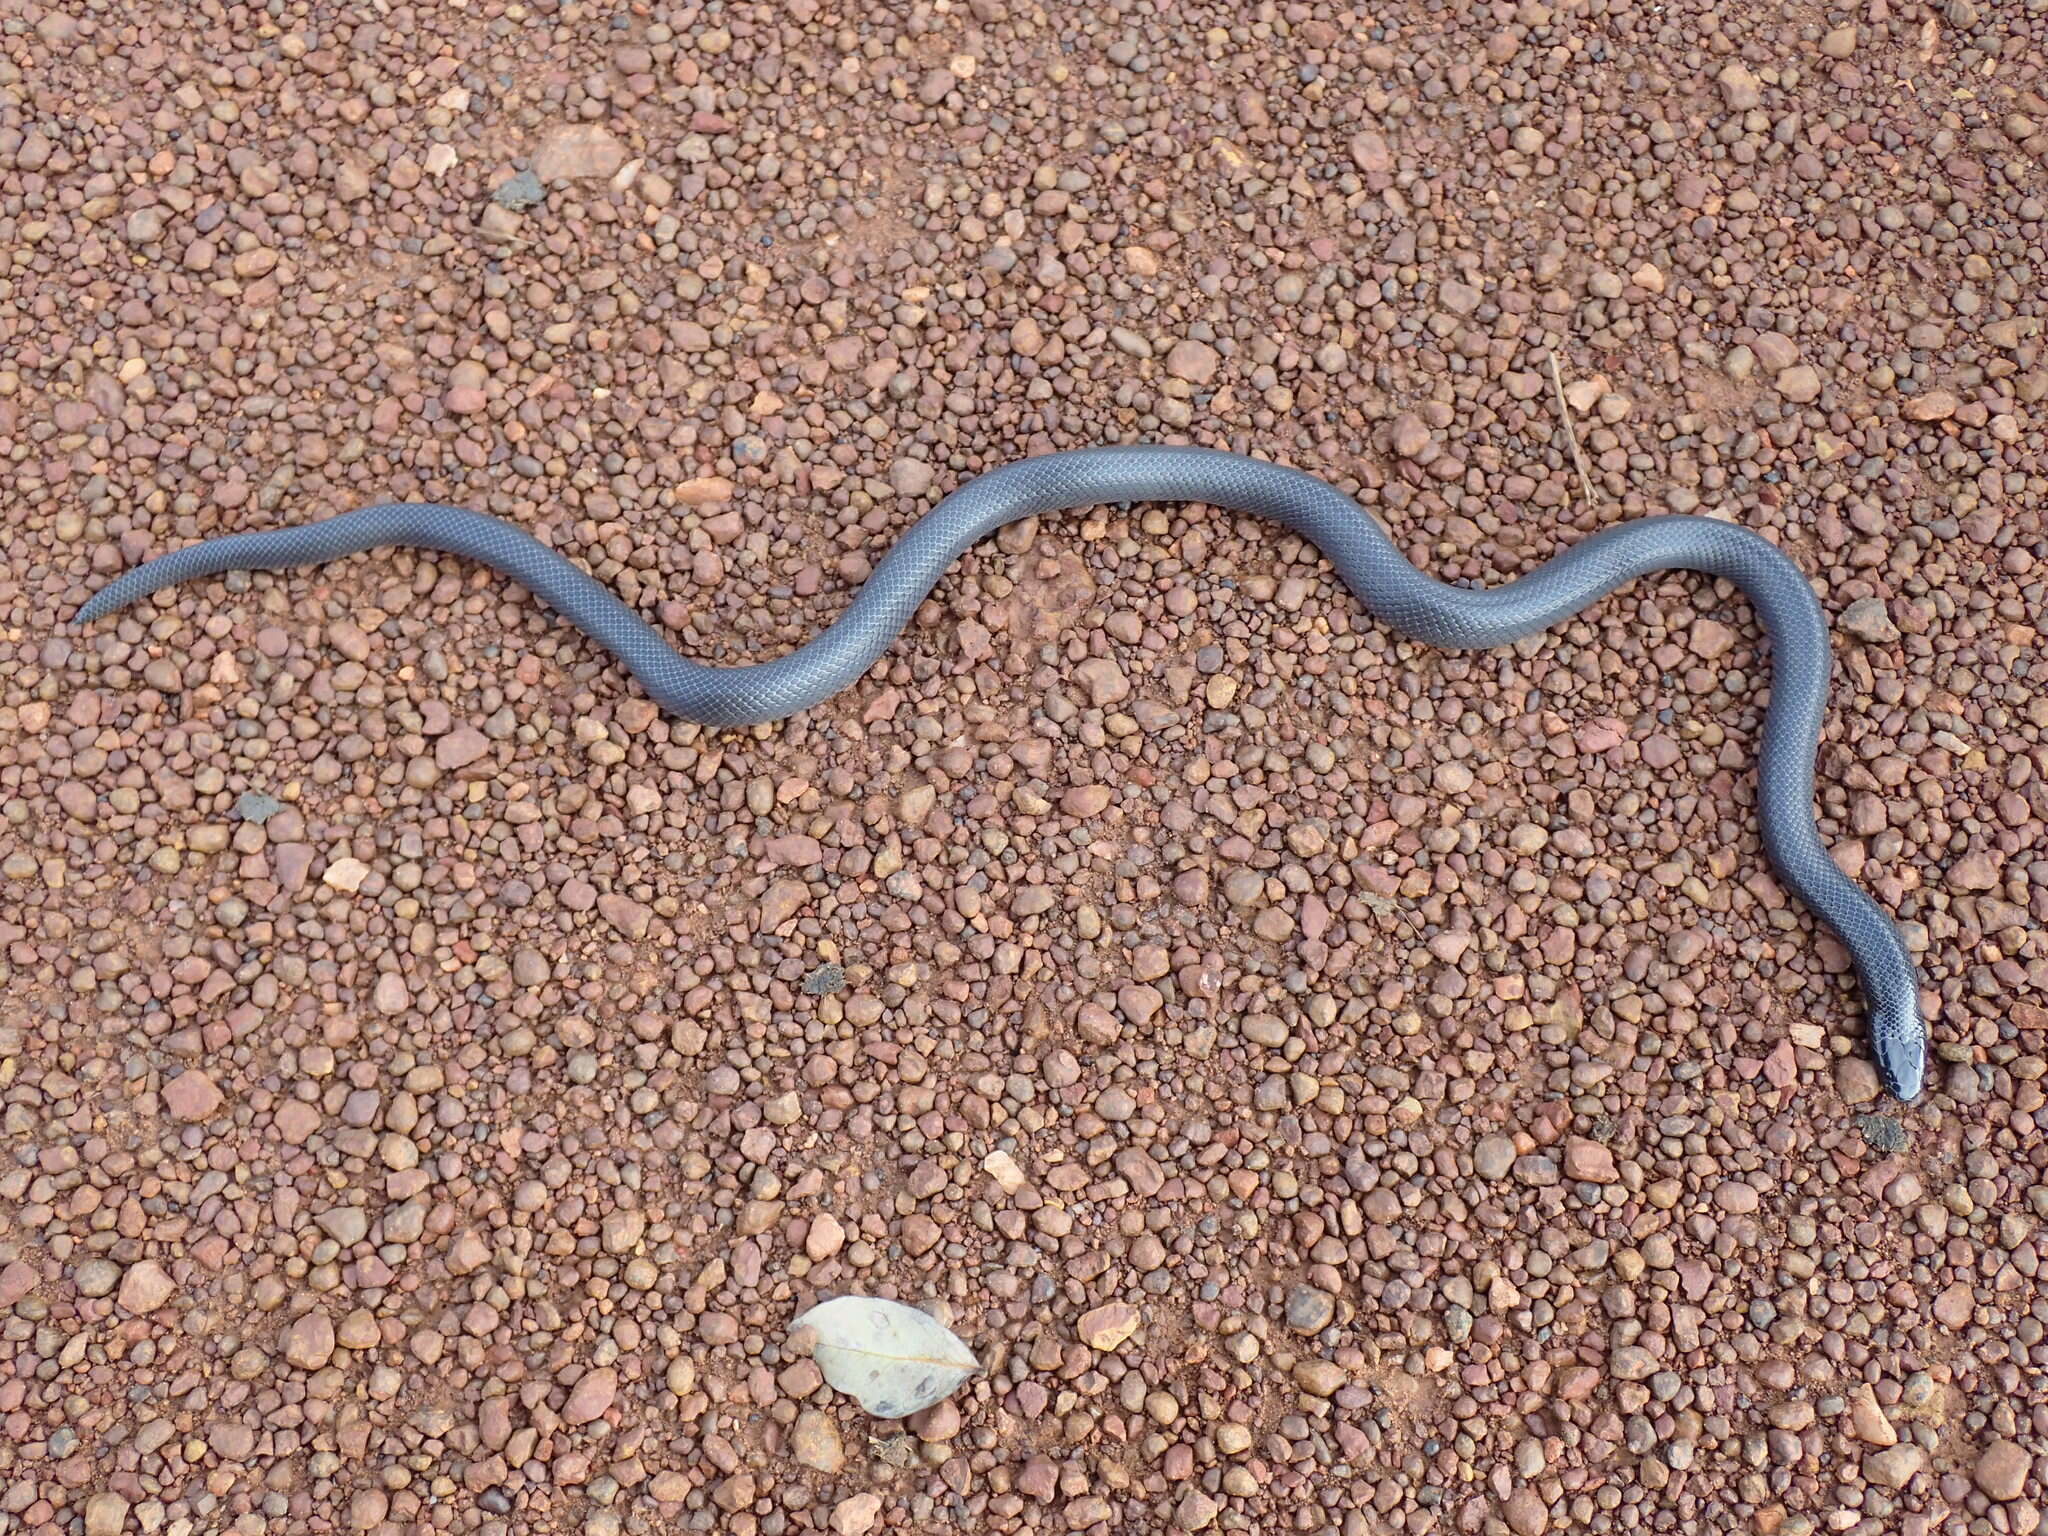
xmin=793 ymin=1297 xmax=978 ymax=1419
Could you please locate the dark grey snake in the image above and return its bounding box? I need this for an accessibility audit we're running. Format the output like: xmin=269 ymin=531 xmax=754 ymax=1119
xmin=74 ymin=445 xmax=1927 ymax=1100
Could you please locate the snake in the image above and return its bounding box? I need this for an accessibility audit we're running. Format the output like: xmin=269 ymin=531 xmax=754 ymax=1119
xmin=73 ymin=444 xmax=1927 ymax=1101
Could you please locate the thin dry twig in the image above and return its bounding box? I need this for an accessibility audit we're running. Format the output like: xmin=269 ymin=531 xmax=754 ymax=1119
xmin=1548 ymin=350 xmax=1599 ymax=511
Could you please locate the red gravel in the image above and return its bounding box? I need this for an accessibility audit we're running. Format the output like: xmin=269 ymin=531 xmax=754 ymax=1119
xmin=2 ymin=3 xmax=2045 ymax=1535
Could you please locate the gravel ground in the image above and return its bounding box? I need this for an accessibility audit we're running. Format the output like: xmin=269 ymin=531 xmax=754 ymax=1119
xmin=2 ymin=2 xmax=2045 ymax=1534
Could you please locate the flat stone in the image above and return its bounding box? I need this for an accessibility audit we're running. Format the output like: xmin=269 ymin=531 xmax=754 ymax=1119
xmin=317 ymin=1206 xmax=370 ymax=1245
xmin=1718 ymin=62 xmax=1763 ymax=109
xmin=676 ymin=476 xmax=736 ymax=506
xmin=890 ymin=458 xmax=936 ymax=497
xmin=1391 ymin=412 xmax=1432 ymax=459
xmin=649 ymin=1470 xmax=689 ymax=1502
xmin=1609 ymin=1344 xmax=1658 ymax=1381
xmin=323 ymin=856 xmax=372 ymax=893
xmin=1349 ymin=131 xmax=1393 ymax=173
xmin=1439 ymin=279 xmax=1482 ymax=315
xmin=1904 ymin=388 xmax=1959 ymax=421
xmin=564 ymin=1366 xmax=618 ymax=1425
xmin=532 ymin=123 xmax=627 ymax=183
xmin=1933 ymin=1279 xmax=1975 ymax=1327
xmin=805 ymin=1212 xmax=846 ymax=1262
xmin=1775 ymin=364 xmax=1823 ymax=402
xmin=478 ymin=204 xmax=523 ymax=240
xmin=831 ymin=1493 xmax=883 ymax=1536
xmin=1174 ymin=1489 xmax=1220 ymax=1530
xmin=1165 ymin=339 xmax=1219 ymax=385
xmin=597 ymin=892 xmax=653 ymax=940
xmin=1061 ymin=785 xmax=1114 ymax=817
xmin=895 ymin=785 xmax=938 ymax=830
xmin=234 ymin=791 xmax=283 ymax=823
xmin=1292 ymin=1359 xmax=1347 ymax=1396
xmin=1077 ymin=1303 xmax=1141 ymax=1351
xmin=491 ymin=169 xmax=546 ymax=209
xmin=758 ymin=879 xmax=808 ymax=930
xmin=1839 ymin=597 xmax=1900 ymax=643
xmin=118 ymin=1260 xmax=177 ymax=1314
xmin=1848 ymin=1384 xmax=1897 ymax=1446
xmin=1642 ymin=736 xmax=1682 ymax=771
xmin=274 ymin=1100 xmax=322 ymax=1144
xmin=1553 ymin=1365 xmax=1602 ymax=1401
xmin=76 ymin=1259 xmax=122 ymax=1298
xmin=273 ymin=842 xmax=316 ymax=892
xmin=1976 ymin=1439 xmax=2032 ymax=1501
xmin=1750 ymin=333 xmax=1800 ymax=371
xmin=1949 ymin=851 xmax=2000 ymax=891
xmin=1017 ymin=1456 xmax=1059 ymax=1499
xmin=792 ymin=1408 xmax=844 ymax=1472
xmin=1865 ymin=1444 xmax=1926 ymax=1490
xmin=435 ymin=726 xmax=490 ymax=771
xmin=1835 ymin=1057 xmax=1883 ymax=1105
xmin=1474 ymin=1135 xmax=1516 ymax=1180
xmin=163 ymin=1068 xmax=222 ymax=1121
xmin=1688 ymin=618 xmax=1738 ymax=660
xmin=285 ymin=1312 xmax=336 ymax=1370
xmin=983 ymin=1149 xmax=1029 ymax=1194
xmin=84 ymin=1492 xmax=131 ymax=1536
xmin=764 ymin=834 xmax=823 ymax=866
xmin=1503 ymin=1487 xmax=1549 ymax=1536
xmin=1075 ymin=657 xmax=1130 ymax=707
xmin=446 ymin=1231 xmax=491 ymax=1275
xmin=1563 ymin=1138 xmax=1617 ymax=1182
xmin=1285 ymin=1286 xmax=1336 ymax=1334
xmin=209 ymin=1422 xmax=257 ymax=1461
xmin=1116 ymin=1147 xmax=1164 ymax=1198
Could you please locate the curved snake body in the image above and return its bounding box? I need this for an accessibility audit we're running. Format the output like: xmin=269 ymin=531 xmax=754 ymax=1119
xmin=75 ymin=445 xmax=1926 ymax=1099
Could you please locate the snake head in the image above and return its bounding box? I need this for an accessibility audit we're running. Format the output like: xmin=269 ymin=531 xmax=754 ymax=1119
xmin=1871 ymin=991 xmax=1926 ymax=1103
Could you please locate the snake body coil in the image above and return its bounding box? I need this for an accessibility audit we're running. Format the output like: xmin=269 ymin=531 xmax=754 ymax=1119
xmin=75 ymin=445 xmax=1927 ymax=1100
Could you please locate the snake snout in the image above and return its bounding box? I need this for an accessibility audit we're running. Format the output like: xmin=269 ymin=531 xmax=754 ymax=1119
xmin=1874 ymin=1002 xmax=1927 ymax=1103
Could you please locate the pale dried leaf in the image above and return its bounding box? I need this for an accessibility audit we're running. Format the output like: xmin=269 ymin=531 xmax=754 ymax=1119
xmin=793 ymin=1297 xmax=978 ymax=1419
